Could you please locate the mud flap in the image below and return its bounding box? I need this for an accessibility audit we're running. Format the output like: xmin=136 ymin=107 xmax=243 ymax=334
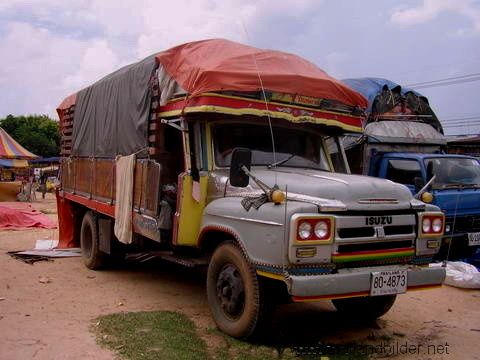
xmin=98 ymin=218 xmax=112 ymax=254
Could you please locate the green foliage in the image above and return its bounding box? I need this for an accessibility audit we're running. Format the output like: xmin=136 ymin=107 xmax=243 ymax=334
xmin=0 ymin=114 xmax=60 ymax=157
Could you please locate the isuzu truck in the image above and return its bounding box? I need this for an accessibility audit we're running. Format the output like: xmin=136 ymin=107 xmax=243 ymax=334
xmin=56 ymin=40 xmax=445 ymax=339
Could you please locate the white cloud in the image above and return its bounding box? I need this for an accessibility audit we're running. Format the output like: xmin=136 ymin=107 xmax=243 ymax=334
xmin=0 ymin=0 xmax=479 ymax=128
xmin=0 ymin=0 xmax=318 ymax=118
xmin=0 ymin=21 xmax=90 ymax=116
xmin=62 ymin=40 xmax=120 ymax=91
xmin=390 ymin=0 xmax=480 ymax=34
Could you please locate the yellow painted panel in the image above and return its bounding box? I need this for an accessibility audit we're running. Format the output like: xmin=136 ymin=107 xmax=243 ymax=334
xmin=176 ymin=174 xmax=208 ymax=246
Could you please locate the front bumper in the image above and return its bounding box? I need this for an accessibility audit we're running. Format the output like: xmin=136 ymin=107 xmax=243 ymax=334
xmin=288 ymin=265 xmax=445 ymax=301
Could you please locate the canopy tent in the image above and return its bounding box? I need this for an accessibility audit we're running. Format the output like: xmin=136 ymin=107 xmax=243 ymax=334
xmin=0 ymin=159 xmax=29 ymax=168
xmin=0 ymin=127 xmax=39 ymax=162
xmin=57 ymin=39 xmax=367 ymax=158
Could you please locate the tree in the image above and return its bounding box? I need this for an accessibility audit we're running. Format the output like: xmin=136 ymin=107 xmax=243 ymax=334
xmin=0 ymin=114 xmax=60 ymax=158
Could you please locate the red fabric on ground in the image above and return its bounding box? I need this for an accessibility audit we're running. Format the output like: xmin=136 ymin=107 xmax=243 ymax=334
xmin=0 ymin=204 xmax=57 ymax=229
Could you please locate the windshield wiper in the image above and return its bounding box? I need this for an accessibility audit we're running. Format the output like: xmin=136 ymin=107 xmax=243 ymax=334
xmin=437 ymin=183 xmax=479 ymax=189
xmin=267 ymin=154 xmax=295 ymax=169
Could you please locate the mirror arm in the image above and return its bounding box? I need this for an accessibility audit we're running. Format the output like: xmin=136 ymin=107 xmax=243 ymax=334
xmin=160 ymin=118 xmax=186 ymax=132
xmin=240 ymin=165 xmax=272 ymax=195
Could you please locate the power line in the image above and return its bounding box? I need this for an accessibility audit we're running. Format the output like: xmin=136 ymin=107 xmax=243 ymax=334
xmin=442 ymin=119 xmax=480 ymax=124
xmin=411 ymin=77 xmax=480 ymax=90
xmin=406 ymin=73 xmax=480 ymax=87
xmin=443 ymin=115 xmax=480 ymax=121
xmin=443 ymin=124 xmax=480 ymax=128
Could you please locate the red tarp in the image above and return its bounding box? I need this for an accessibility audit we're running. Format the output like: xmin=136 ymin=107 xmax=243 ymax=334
xmin=0 ymin=203 xmax=57 ymax=230
xmin=156 ymin=39 xmax=367 ymax=108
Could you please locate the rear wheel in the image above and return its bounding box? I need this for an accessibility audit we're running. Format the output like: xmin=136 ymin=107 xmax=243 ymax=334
xmin=332 ymin=295 xmax=396 ymax=320
xmin=206 ymin=242 xmax=265 ymax=339
xmin=80 ymin=211 xmax=108 ymax=270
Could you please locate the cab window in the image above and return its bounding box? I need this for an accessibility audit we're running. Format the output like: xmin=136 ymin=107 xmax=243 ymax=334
xmin=386 ymin=159 xmax=422 ymax=185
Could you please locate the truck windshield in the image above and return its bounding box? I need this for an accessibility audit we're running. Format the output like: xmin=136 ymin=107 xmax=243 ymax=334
xmin=213 ymin=123 xmax=331 ymax=170
xmin=425 ymin=157 xmax=480 ymax=188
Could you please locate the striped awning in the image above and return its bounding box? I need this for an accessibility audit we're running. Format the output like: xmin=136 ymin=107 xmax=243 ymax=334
xmin=0 ymin=159 xmax=29 ymax=168
xmin=0 ymin=127 xmax=38 ymax=160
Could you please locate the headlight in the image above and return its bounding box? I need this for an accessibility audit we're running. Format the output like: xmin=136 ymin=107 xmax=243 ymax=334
xmin=298 ymin=221 xmax=312 ymax=239
xmin=314 ymin=220 xmax=329 ymax=239
xmin=419 ymin=213 xmax=444 ymax=237
xmin=432 ymin=218 xmax=443 ymax=233
xmin=422 ymin=217 xmax=431 ymax=233
xmin=295 ymin=217 xmax=334 ymax=242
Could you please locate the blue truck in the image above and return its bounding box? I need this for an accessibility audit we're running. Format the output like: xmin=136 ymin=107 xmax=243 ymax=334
xmin=342 ymin=78 xmax=480 ymax=261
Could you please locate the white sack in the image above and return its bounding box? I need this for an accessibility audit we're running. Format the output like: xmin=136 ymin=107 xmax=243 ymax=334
xmin=431 ymin=261 xmax=480 ymax=289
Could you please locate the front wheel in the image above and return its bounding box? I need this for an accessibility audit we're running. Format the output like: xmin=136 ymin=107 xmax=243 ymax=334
xmin=332 ymin=295 xmax=396 ymax=320
xmin=206 ymin=242 xmax=265 ymax=339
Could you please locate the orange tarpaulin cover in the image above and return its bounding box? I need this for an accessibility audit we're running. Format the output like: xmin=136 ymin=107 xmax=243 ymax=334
xmin=155 ymin=39 xmax=367 ymax=108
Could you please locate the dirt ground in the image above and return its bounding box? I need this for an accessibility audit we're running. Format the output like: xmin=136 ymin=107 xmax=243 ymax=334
xmin=0 ymin=195 xmax=479 ymax=360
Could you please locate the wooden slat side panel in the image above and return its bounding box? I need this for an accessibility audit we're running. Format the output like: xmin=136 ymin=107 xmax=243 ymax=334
xmin=144 ymin=161 xmax=161 ymax=215
xmin=62 ymin=157 xmax=162 ymax=218
xmin=93 ymin=159 xmax=115 ymax=202
xmin=60 ymin=159 xmax=74 ymax=191
xmin=133 ymin=161 xmax=143 ymax=209
xmin=75 ymin=158 xmax=93 ymax=196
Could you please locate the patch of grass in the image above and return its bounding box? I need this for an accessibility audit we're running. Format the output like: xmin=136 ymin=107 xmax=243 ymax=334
xmin=94 ymin=311 xmax=371 ymax=360
xmin=94 ymin=311 xmax=209 ymax=360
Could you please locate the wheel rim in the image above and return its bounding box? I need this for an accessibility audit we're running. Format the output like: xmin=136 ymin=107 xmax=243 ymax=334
xmin=216 ymin=264 xmax=245 ymax=319
xmin=82 ymin=223 xmax=93 ymax=258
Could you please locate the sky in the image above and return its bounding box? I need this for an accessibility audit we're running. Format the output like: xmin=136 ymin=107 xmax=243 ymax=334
xmin=0 ymin=0 xmax=479 ymax=135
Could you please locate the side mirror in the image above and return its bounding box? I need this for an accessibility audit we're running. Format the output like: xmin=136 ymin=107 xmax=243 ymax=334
xmin=414 ymin=177 xmax=425 ymax=192
xmin=229 ymin=148 xmax=252 ymax=187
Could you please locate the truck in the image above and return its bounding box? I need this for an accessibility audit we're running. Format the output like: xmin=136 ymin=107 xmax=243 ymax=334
xmin=342 ymin=78 xmax=480 ymax=260
xmin=56 ymin=40 xmax=445 ymax=339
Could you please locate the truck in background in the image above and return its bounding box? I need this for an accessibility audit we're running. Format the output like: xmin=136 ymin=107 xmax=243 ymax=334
xmin=342 ymin=78 xmax=480 ymax=261
xmin=56 ymin=41 xmax=445 ymax=339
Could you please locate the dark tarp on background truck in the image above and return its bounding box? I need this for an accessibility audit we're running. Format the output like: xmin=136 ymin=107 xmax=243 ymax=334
xmin=342 ymin=77 xmax=442 ymax=133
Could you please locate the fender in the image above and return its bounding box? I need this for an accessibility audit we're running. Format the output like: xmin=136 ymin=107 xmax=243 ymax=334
xmin=199 ymin=196 xmax=317 ymax=268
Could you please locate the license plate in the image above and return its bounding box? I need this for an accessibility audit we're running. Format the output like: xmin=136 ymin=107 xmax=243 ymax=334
xmin=370 ymin=270 xmax=407 ymax=296
xmin=468 ymin=232 xmax=480 ymax=246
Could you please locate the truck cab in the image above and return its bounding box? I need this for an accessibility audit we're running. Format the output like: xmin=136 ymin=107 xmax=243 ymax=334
xmin=372 ymin=152 xmax=480 ymax=259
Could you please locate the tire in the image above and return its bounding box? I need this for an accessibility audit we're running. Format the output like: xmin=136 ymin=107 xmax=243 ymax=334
xmin=206 ymin=242 xmax=265 ymax=339
xmin=80 ymin=211 xmax=108 ymax=270
xmin=332 ymin=295 xmax=396 ymax=320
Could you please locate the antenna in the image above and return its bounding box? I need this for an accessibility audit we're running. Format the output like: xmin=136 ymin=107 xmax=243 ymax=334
xmin=241 ymin=20 xmax=278 ymax=185
xmin=444 ymin=191 xmax=461 ymax=265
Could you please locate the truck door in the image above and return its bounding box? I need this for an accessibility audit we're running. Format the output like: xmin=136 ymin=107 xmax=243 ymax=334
xmin=173 ymin=121 xmax=208 ymax=246
xmin=380 ymin=158 xmax=423 ymax=194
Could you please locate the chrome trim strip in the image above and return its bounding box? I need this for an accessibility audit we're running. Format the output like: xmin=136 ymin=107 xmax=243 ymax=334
xmin=209 ymin=213 xmax=284 ymax=226
xmin=310 ymin=174 xmax=349 ymax=184
xmin=357 ymin=198 xmax=399 ymax=204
